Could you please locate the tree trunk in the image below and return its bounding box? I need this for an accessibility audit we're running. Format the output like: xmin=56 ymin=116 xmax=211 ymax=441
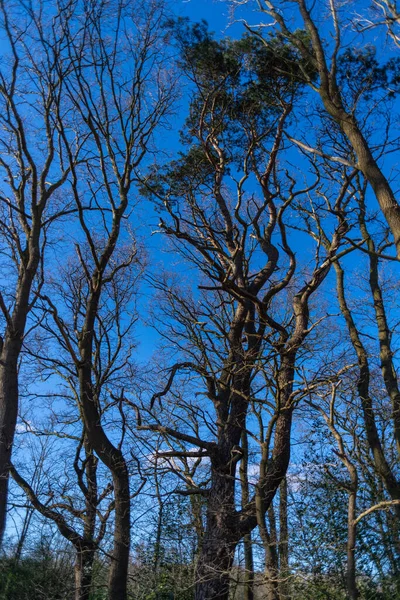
xmin=0 ymin=339 xmax=21 ymax=542
xmin=240 ymin=430 xmax=254 ymax=600
xmin=194 ymin=531 xmax=236 ymax=600
xmin=79 ymin=368 xmax=130 ymax=600
xmin=347 ymin=490 xmax=359 ymax=600
xmin=153 ymin=464 xmax=163 ymax=573
xmin=264 ymin=539 xmax=279 ymax=600
xmin=294 ymin=0 xmax=400 ymax=257
xmin=108 ymin=464 xmax=131 ymax=600
xmin=339 ymin=112 xmax=400 ymax=258
xmin=0 ymin=234 xmax=40 ymax=546
xmin=14 ymin=506 xmax=34 ymax=563
xmin=279 ymin=478 xmax=290 ymax=600
xmin=264 ymin=506 xmax=279 ymax=600
xmin=243 ymin=533 xmax=254 ymax=600
xmin=75 ymin=546 xmax=95 ymax=600
xmin=333 ymin=261 xmax=400 ymax=516
xmin=194 ymin=462 xmax=237 ymax=600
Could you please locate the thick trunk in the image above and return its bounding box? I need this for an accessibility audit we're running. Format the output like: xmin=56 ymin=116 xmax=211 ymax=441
xmin=86 ymin=445 xmax=130 ymax=600
xmin=0 ymin=340 xmax=21 ymax=542
xmin=194 ymin=530 xmax=236 ymax=600
xmin=108 ymin=464 xmax=131 ymax=600
xmin=194 ymin=458 xmax=237 ymax=600
xmin=75 ymin=546 xmax=95 ymax=600
xmin=195 ymin=316 xmax=297 ymax=600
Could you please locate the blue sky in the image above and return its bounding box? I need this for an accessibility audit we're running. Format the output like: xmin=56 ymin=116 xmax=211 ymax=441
xmin=177 ymin=0 xmax=233 ymax=34
xmin=3 ymin=0 xmax=400 ymax=557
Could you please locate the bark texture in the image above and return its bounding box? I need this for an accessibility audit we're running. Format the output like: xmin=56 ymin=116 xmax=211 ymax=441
xmin=78 ymin=327 xmax=131 ymax=600
xmin=0 ymin=340 xmax=20 ymax=542
xmin=347 ymin=489 xmax=359 ymax=600
xmin=0 ymin=243 xmax=41 ymax=542
xmin=74 ymin=546 xmax=96 ymax=600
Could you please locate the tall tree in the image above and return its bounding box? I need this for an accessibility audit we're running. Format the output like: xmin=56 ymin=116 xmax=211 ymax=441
xmin=0 ymin=1 xmax=175 ymax=598
xmin=140 ymin=23 xmax=353 ymax=599
xmin=38 ymin=2 xmax=174 ymax=595
xmin=0 ymin=0 xmax=78 ymax=543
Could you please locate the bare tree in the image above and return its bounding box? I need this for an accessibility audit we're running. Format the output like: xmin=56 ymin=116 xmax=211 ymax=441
xmin=289 ymin=159 xmax=400 ymax=597
xmin=233 ymin=0 xmax=400 ymax=257
xmin=305 ymin=383 xmax=360 ymax=600
xmin=1 ymin=0 xmax=175 ymax=597
xmin=10 ymin=430 xmax=114 ymax=600
xmin=0 ymin=0 xmax=80 ymax=543
xmin=139 ymin=23 xmax=354 ymax=599
xmin=324 ymin=174 xmax=400 ymax=515
xmin=30 ymin=237 xmax=149 ymax=600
